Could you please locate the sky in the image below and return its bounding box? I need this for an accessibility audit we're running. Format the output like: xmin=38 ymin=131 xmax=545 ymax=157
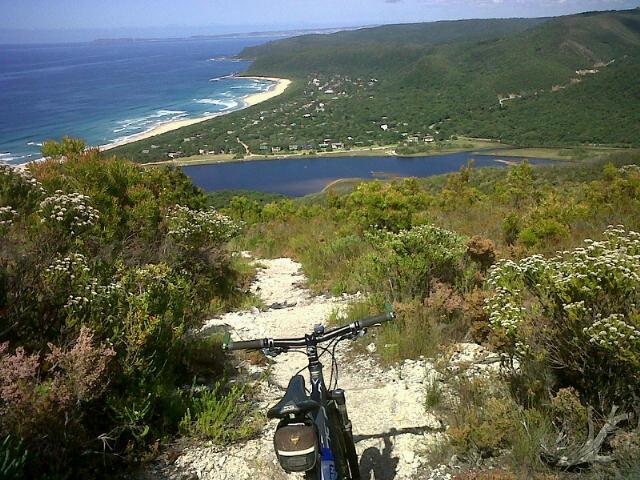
xmin=1 ymin=0 xmax=639 ymax=43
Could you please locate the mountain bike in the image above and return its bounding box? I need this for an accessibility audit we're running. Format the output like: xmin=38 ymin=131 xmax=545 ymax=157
xmin=223 ymin=310 xmax=395 ymax=480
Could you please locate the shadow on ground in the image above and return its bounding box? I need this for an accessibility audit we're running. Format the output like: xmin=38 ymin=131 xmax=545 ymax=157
xmin=356 ymin=426 xmax=444 ymax=480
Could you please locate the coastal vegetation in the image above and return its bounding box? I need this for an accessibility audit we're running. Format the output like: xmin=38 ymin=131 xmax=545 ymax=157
xmin=110 ymin=9 xmax=640 ymax=164
xmin=0 ymin=141 xmax=260 ymax=478
xmin=221 ymin=149 xmax=640 ymax=477
xmin=4 ymin=7 xmax=640 ymax=479
xmin=2 ymin=136 xmax=640 ymax=477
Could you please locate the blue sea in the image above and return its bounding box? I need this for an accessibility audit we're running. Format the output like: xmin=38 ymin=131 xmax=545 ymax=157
xmin=0 ymin=37 xmax=278 ymax=165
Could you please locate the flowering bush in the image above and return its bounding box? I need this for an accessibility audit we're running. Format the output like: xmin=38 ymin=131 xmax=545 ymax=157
xmin=486 ymin=226 xmax=640 ymax=407
xmin=39 ymin=191 xmax=99 ymax=236
xmin=0 ymin=206 xmax=17 ymax=231
xmin=0 ymin=150 xmax=250 ymax=477
xmin=0 ymin=164 xmax=45 ymax=211
xmin=44 ymin=253 xmax=123 ymax=315
xmin=166 ymin=205 xmax=241 ymax=249
xmin=0 ymin=328 xmax=114 ymax=470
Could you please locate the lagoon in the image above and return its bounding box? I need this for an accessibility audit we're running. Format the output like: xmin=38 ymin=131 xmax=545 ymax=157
xmin=182 ymin=151 xmax=552 ymax=196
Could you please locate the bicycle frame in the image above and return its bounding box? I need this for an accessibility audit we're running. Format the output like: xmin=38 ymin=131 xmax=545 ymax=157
xmin=305 ymin=334 xmax=339 ymax=480
xmin=224 ymin=310 xmax=394 ymax=480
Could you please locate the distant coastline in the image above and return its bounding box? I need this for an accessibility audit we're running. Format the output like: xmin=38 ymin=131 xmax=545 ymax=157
xmin=102 ymin=76 xmax=291 ymax=151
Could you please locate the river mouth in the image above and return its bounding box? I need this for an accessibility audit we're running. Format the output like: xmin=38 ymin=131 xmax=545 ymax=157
xmin=182 ymin=151 xmax=556 ymax=197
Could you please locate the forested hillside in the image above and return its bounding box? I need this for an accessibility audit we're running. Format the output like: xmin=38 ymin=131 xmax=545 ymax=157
xmin=110 ymin=9 xmax=640 ymax=163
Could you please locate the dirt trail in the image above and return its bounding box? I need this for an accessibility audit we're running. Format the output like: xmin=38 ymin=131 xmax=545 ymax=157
xmin=146 ymin=258 xmax=454 ymax=480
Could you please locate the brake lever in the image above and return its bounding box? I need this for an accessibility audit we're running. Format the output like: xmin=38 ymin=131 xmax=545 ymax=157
xmin=344 ymin=329 xmax=367 ymax=341
xmin=261 ymin=347 xmax=286 ymax=357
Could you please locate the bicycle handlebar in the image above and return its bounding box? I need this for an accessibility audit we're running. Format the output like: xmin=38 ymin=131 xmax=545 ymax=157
xmin=224 ymin=310 xmax=395 ymax=352
xmin=356 ymin=312 xmax=394 ymax=329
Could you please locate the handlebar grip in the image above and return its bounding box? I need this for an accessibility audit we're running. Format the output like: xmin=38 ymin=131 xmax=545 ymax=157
xmin=357 ymin=311 xmax=395 ymax=329
xmin=224 ymin=338 xmax=266 ymax=351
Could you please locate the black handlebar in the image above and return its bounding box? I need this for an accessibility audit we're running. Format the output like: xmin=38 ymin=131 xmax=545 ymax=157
xmin=356 ymin=311 xmax=395 ymax=329
xmin=225 ymin=338 xmax=266 ymax=350
xmin=224 ymin=310 xmax=395 ymax=352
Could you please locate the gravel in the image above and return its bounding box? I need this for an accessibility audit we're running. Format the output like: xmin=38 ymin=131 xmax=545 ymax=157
xmin=143 ymin=257 xmax=501 ymax=480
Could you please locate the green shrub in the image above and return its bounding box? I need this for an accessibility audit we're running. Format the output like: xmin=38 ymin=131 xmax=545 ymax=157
xmin=446 ymin=377 xmax=554 ymax=471
xmin=448 ymin=379 xmax=518 ymax=458
xmin=340 ymin=178 xmax=431 ymax=232
xmin=502 ymin=213 xmax=521 ymax=246
xmin=0 ymin=435 xmax=28 ymax=480
xmin=440 ymin=161 xmax=482 ymax=209
xmin=508 ymin=408 xmax=551 ymax=473
xmin=0 ymin=148 xmax=248 ymax=477
xmin=496 ymin=161 xmax=539 ymax=209
xmin=300 ymin=234 xmax=368 ymax=294
xmin=364 ymin=224 xmax=469 ymax=301
xmin=179 ymin=382 xmax=264 ymax=444
xmin=517 ymin=218 xmax=569 ymax=248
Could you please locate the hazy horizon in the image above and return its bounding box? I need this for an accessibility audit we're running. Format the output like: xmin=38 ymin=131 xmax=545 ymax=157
xmin=1 ymin=0 xmax=639 ymax=44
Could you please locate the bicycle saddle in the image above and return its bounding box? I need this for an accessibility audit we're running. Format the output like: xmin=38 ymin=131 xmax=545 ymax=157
xmin=268 ymin=375 xmax=320 ymax=419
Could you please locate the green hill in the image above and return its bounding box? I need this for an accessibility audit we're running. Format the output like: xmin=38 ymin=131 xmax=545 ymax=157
xmin=110 ymin=9 xmax=640 ymax=163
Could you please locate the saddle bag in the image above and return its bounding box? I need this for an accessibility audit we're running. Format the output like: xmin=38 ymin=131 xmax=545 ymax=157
xmin=273 ymin=420 xmax=319 ymax=472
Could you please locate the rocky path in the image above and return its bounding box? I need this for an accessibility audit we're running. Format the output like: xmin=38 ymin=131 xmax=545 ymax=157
xmin=145 ymin=258 xmax=471 ymax=480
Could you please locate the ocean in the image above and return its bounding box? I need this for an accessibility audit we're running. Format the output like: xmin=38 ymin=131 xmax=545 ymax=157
xmin=0 ymin=36 xmax=279 ymax=165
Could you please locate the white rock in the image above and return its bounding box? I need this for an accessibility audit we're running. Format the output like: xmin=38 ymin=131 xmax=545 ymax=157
xmin=145 ymin=257 xmax=442 ymax=480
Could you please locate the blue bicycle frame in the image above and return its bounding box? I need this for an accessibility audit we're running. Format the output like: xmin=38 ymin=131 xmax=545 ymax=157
xmin=307 ymin=337 xmax=340 ymax=480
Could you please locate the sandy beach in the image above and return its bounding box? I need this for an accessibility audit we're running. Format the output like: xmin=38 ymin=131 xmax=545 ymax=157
xmin=102 ymin=76 xmax=291 ymax=151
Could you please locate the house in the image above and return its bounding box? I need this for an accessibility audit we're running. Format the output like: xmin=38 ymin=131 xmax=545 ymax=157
xmin=424 ymin=135 xmax=435 ymax=143
xmin=271 ymin=146 xmax=281 ymax=153
xmin=331 ymin=142 xmax=344 ymax=150
xmin=408 ymin=136 xmax=420 ymax=143
xmin=324 ymin=89 xmax=335 ymax=94
xmin=381 ymin=124 xmax=389 ymax=131
xmin=289 ymin=144 xmax=299 ymax=151
xmin=318 ymin=143 xmax=330 ymax=149
xmin=259 ymin=143 xmax=269 ymax=151
xmin=198 ymin=149 xmax=206 ymax=155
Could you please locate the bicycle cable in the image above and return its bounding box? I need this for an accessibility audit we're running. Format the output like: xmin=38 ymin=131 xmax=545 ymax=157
xmin=290 ymin=341 xmax=337 ymax=393
xmin=328 ymin=335 xmax=346 ymax=391
xmin=276 ymin=335 xmax=345 ymax=394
